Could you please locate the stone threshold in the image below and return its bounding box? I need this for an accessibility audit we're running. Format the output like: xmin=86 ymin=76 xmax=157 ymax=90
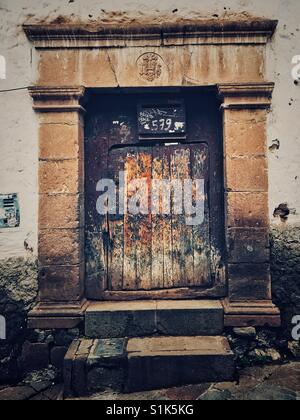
xmin=85 ymin=300 xmax=224 ymax=338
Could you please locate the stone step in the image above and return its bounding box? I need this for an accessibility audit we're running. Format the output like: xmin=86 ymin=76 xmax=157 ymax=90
xmin=64 ymin=336 xmax=235 ymax=397
xmin=85 ymin=300 xmax=224 ymax=338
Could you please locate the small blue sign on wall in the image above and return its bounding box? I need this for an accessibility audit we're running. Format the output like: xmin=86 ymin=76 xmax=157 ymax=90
xmin=0 ymin=194 xmax=20 ymax=228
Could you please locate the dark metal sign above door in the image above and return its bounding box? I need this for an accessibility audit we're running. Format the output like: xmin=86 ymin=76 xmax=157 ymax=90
xmin=138 ymin=101 xmax=186 ymax=137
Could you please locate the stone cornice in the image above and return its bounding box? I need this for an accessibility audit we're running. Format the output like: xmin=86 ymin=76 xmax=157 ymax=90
xmin=29 ymin=86 xmax=86 ymax=113
xmin=218 ymin=83 xmax=275 ymax=109
xmin=23 ymin=19 xmax=278 ymax=48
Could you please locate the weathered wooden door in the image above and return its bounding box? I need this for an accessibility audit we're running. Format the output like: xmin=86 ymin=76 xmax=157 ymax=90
xmin=107 ymin=143 xmax=212 ymax=296
xmin=85 ymin=91 xmax=226 ymax=300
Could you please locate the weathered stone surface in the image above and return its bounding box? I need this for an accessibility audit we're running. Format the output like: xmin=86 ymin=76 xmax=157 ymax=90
xmin=249 ymin=348 xmax=281 ymax=363
xmin=87 ymin=367 xmax=126 ymax=393
xmin=288 ymin=341 xmax=300 ymax=358
xmin=39 ymin=228 xmax=84 ymax=266
xmin=271 ymin=225 xmax=300 ymax=333
xmin=50 ymin=346 xmax=68 ymax=369
xmin=81 ymin=50 xmax=119 ymax=88
xmin=156 ymin=301 xmax=224 ymax=336
xmin=245 ymin=383 xmax=297 ymax=401
xmin=233 ymin=327 xmax=257 ymax=339
xmin=37 ymin=50 xmax=81 ymax=85
xmin=39 ymin=159 xmax=84 ymax=195
xmin=67 ymin=362 xmax=300 ymax=401
xmin=42 ymin=384 xmax=64 ymax=400
xmin=224 ymin=109 xmax=267 ymax=157
xmin=228 ymin=264 xmax=272 ymax=301
xmin=225 ymin=156 xmax=268 ymax=192
xmin=226 ymin=192 xmax=269 ymax=228
xmin=227 ymin=228 xmax=270 ymax=263
xmin=39 ymin=193 xmax=84 ymax=230
xmin=36 ymin=39 xmax=266 ymax=87
xmin=0 ymin=386 xmax=36 ymax=401
xmin=165 ymin=384 xmax=211 ymax=401
xmin=126 ymin=336 xmax=235 ymax=392
xmin=0 ymin=258 xmax=38 ymax=382
xmin=266 ymin=363 xmax=300 ymax=392
xmin=39 ymin=263 xmax=84 ymax=302
xmin=198 ymin=388 xmax=232 ymax=400
xmin=39 ymin=123 xmax=83 ymax=160
xmin=85 ymin=300 xmax=224 ymax=338
xmin=64 ymin=336 xmax=234 ymax=396
xmin=85 ymin=301 xmax=157 ymax=338
xmin=21 ymin=342 xmax=50 ymax=373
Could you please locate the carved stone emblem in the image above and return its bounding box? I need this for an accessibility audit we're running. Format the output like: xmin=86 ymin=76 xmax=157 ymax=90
xmin=137 ymin=53 xmax=163 ymax=82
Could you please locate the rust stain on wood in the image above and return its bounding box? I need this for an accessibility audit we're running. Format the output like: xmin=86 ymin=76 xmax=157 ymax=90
xmin=107 ymin=144 xmax=210 ymax=292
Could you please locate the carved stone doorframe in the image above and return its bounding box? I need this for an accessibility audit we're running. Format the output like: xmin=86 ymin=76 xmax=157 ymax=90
xmin=24 ymin=19 xmax=280 ymax=328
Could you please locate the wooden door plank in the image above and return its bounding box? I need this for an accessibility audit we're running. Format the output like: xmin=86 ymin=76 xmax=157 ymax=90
xmin=107 ymin=150 xmax=124 ymax=291
xmin=123 ymin=150 xmax=138 ymax=290
xmin=135 ymin=149 xmax=153 ymax=290
xmin=151 ymin=146 xmax=165 ymax=289
xmin=170 ymin=146 xmax=191 ymax=288
xmin=191 ymin=146 xmax=212 ymax=287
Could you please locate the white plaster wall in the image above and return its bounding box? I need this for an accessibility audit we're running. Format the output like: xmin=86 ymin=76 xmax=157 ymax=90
xmin=0 ymin=0 xmax=299 ymax=259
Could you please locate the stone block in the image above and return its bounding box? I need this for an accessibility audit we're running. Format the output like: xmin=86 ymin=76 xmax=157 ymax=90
xmin=38 ymin=50 xmax=81 ymax=85
xmin=39 ymin=159 xmax=84 ymax=195
xmin=85 ymin=300 xmax=225 ymax=338
xmin=0 ymin=386 xmax=37 ymax=401
xmin=39 ymin=193 xmax=84 ymax=229
xmin=228 ymin=263 xmax=272 ymax=301
xmin=39 ymin=228 xmax=84 ymax=266
xmin=225 ymin=156 xmax=268 ymax=192
xmin=39 ymin=263 xmax=85 ymax=302
xmin=156 ymin=300 xmax=224 ymax=336
xmin=50 ymin=346 xmax=68 ymax=369
xmin=227 ymin=228 xmax=270 ymax=263
xmin=126 ymin=336 xmax=235 ymax=392
xmin=85 ymin=301 xmax=157 ymax=339
xmin=21 ymin=342 xmax=49 ymax=373
xmin=226 ymin=192 xmax=269 ymax=228
xmin=39 ymin=123 xmax=83 ymax=160
xmin=224 ymin=109 xmax=267 ymax=157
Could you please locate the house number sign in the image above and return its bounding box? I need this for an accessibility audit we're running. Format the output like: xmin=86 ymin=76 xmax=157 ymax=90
xmin=138 ymin=103 xmax=186 ymax=136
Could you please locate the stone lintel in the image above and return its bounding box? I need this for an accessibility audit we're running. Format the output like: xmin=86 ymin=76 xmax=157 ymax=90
xmin=23 ymin=19 xmax=278 ymax=49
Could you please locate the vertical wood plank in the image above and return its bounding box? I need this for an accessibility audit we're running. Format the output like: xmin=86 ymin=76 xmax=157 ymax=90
xmin=135 ymin=149 xmax=153 ymax=290
xmin=151 ymin=146 xmax=165 ymax=289
xmin=108 ymin=150 xmax=124 ymax=291
xmin=123 ymin=151 xmax=138 ymax=290
xmin=191 ymin=146 xmax=212 ymax=287
xmin=169 ymin=147 xmax=188 ymax=287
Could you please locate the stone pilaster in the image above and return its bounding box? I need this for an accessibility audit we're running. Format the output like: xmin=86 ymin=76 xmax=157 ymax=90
xmin=28 ymin=86 xmax=88 ymax=329
xmin=218 ymin=83 xmax=281 ymax=327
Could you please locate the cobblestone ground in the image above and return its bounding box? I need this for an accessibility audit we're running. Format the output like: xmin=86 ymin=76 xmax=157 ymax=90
xmin=0 ymin=362 xmax=299 ymax=400
xmin=81 ymin=362 xmax=300 ymax=401
xmin=0 ymin=368 xmax=63 ymax=401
